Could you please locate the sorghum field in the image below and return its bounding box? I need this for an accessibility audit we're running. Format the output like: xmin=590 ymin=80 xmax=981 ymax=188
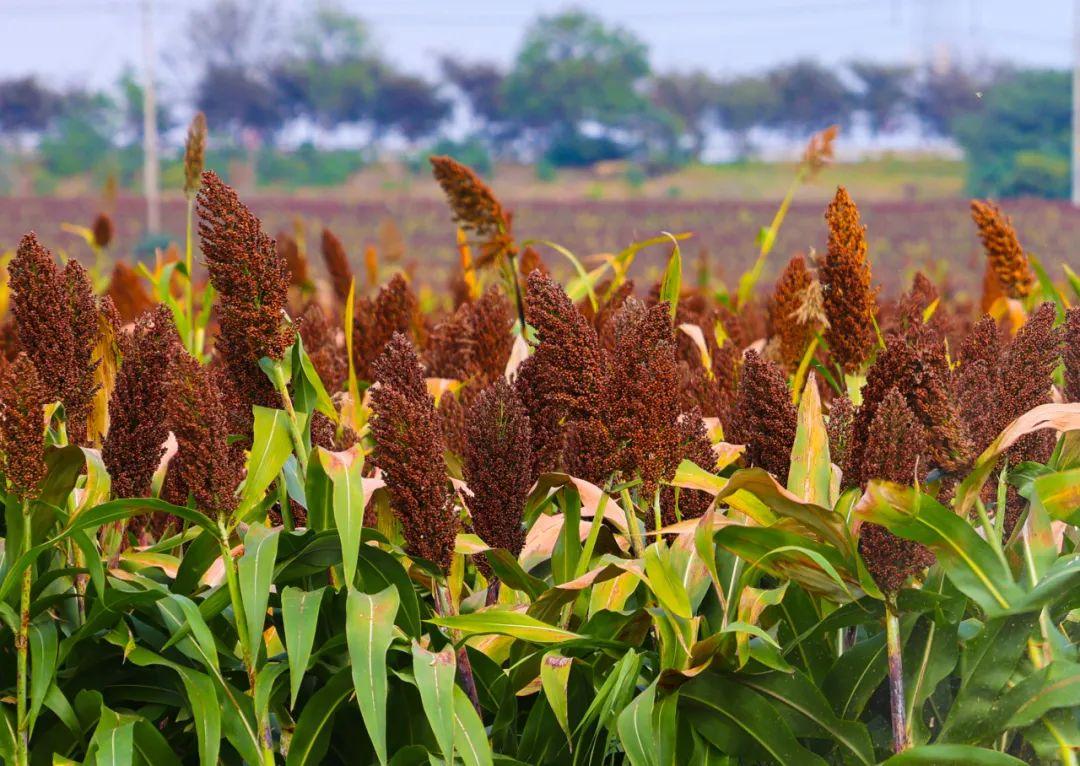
xmin=0 ymin=120 xmax=1077 ymax=766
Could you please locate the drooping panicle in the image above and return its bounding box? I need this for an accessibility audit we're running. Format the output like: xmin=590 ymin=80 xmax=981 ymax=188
xmin=954 ymin=316 xmax=1003 ymax=456
xmin=197 ymin=171 xmax=291 ymax=418
xmin=463 ymin=380 xmax=533 ymax=562
xmin=103 ymin=306 xmax=181 ymax=499
xmin=999 ymin=302 xmax=1060 ymax=469
xmin=0 ymin=354 xmax=48 ymax=500
xmin=514 ymin=270 xmax=607 ymax=473
xmin=370 ymin=333 xmax=456 ymax=569
xmin=768 ymin=253 xmax=816 ymax=370
xmin=821 ymin=186 xmax=878 ymax=373
xmin=970 ymin=199 xmax=1034 ymax=300
xmin=183 ymin=112 xmax=207 ymax=198
xmin=321 ymin=228 xmax=354 ymax=306
xmin=1065 ymin=307 xmax=1080 ymax=403
xmin=728 ymin=350 xmax=798 ymax=484
xmin=827 ymin=394 xmax=855 ymax=486
xmin=430 ymin=155 xmax=515 ymax=267
xmin=164 ymin=351 xmax=244 ymax=517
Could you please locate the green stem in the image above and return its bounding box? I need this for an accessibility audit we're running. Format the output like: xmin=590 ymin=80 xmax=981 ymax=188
xmin=885 ymin=603 xmax=910 ymax=753
xmin=271 ymin=362 xmax=309 ymax=476
xmin=15 ymin=499 xmax=31 ymax=766
xmin=619 ymin=488 xmax=644 ymax=558
xmin=217 ymin=517 xmax=274 ymax=759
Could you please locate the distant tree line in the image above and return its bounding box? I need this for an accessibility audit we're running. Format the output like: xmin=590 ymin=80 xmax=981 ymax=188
xmin=0 ymin=1 xmax=1070 ymax=197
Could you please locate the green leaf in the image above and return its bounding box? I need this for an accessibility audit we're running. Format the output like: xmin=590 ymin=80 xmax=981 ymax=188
xmin=238 ymin=524 xmax=280 ymax=656
xmin=1031 ymin=467 xmax=1080 ymax=522
xmin=855 ymin=482 xmax=1023 ymax=615
xmin=644 ymin=540 xmax=692 ymax=619
xmin=27 ymin=617 xmax=57 ymax=734
xmin=286 ymin=667 xmax=352 ymax=766
xmin=239 ymin=407 xmax=295 ymax=514
xmin=681 ymin=674 xmax=828 ymax=766
xmin=319 ymin=446 xmax=367 ymax=587
xmin=1004 ymin=660 xmax=1080 ymax=729
xmin=540 ymin=651 xmax=573 ymax=748
xmin=453 ymin=685 xmax=494 ymax=766
xmin=788 ymin=373 xmax=833 ymax=507
xmin=292 ymin=335 xmax=338 ymax=420
xmin=881 ymin=744 xmax=1027 ymax=765
xmin=735 ymin=670 xmax=874 ymax=765
xmin=412 ymin=641 xmax=456 ymax=760
xmin=430 ymin=610 xmax=583 ymax=644
xmin=88 ymin=707 xmax=135 ymax=766
xmin=346 ymin=585 xmax=400 ymax=766
xmin=658 ymin=234 xmax=682 ymax=322
xmin=282 ymin=586 xmax=326 ymax=708
xmin=617 ymin=681 xmax=657 ymax=766
xmin=939 ymin=613 xmax=1038 ymax=743
xmin=254 ymin=661 xmax=288 ymax=728
xmin=167 ymin=594 xmax=220 ymax=674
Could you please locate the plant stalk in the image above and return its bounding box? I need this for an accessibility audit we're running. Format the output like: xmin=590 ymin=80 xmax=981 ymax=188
xmin=271 ymin=362 xmax=309 ymax=476
xmin=435 ymin=585 xmax=482 ymax=716
xmin=15 ymin=499 xmax=31 ymax=766
xmin=217 ymin=517 xmax=275 ymax=761
xmin=184 ymin=195 xmax=196 ymax=353
xmin=505 ymin=253 xmax=527 ymax=339
xmin=885 ymin=603 xmax=910 ymax=753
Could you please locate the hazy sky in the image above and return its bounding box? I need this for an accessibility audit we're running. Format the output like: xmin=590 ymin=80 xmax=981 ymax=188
xmin=0 ymin=0 xmax=1074 ymax=91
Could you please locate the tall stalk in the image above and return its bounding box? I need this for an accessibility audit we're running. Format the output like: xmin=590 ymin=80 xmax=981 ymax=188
xmin=885 ymin=601 xmax=910 ymax=753
xmin=270 ymin=362 xmax=309 ymax=476
xmin=217 ymin=516 xmax=275 ymax=762
xmin=15 ymin=499 xmax=31 ymax=766
xmin=434 ymin=585 xmax=482 ymax=715
xmin=184 ymin=195 xmax=196 ymax=353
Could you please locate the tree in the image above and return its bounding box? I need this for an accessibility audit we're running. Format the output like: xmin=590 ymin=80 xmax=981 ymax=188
xmin=913 ymin=64 xmax=987 ymax=138
xmin=372 ymin=72 xmax=450 ymax=142
xmin=439 ymin=57 xmax=517 ymax=151
xmin=0 ymin=77 xmax=59 ymax=136
xmin=764 ymin=61 xmax=853 ymax=136
xmin=714 ymin=75 xmax=777 ymax=159
xmin=849 ymin=62 xmax=912 ymax=134
xmin=195 ymin=64 xmax=284 ymax=138
xmin=502 ymin=10 xmax=652 ymax=158
xmin=953 ymin=69 xmax=1070 ymax=198
xmin=649 ymin=71 xmax=717 ymax=160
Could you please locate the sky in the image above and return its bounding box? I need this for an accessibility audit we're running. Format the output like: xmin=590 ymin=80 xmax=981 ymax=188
xmin=0 ymin=0 xmax=1074 ymax=93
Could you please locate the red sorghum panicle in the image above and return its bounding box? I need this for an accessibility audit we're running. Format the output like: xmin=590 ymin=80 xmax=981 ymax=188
xmin=970 ymin=199 xmax=1034 ymax=299
xmin=728 ymin=350 xmax=798 ymax=484
xmin=165 ymin=351 xmax=244 ymax=516
xmin=821 ymin=187 xmax=878 ymax=373
xmin=106 ymin=261 xmax=154 ymax=322
xmin=197 ymin=171 xmax=292 ymax=417
xmin=463 ymin=380 xmax=533 ymax=562
xmin=91 ymin=213 xmax=114 ymax=249
xmin=353 ymin=274 xmax=420 ymax=381
xmin=277 ymin=231 xmax=310 ymax=289
xmin=0 ymin=354 xmax=48 ymax=500
xmin=10 ymin=233 xmax=103 ymax=445
xmin=183 ymin=112 xmax=207 ymax=198
xmin=827 ymin=394 xmax=855 ymax=487
xmin=297 ymin=301 xmax=346 ymax=393
xmin=514 ymin=270 xmax=608 ymax=473
xmin=857 ymin=388 xmax=936 ymax=593
xmin=430 ymin=155 xmax=516 ymax=267
xmin=321 ymin=228 xmax=354 ymax=305
xmin=1065 ymin=307 xmax=1080 ymax=403
xmin=103 ymin=306 xmax=181 ymax=500
xmin=768 ymin=254 xmax=815 ymax=370
xmin=370 ymin=333 xmax=456 ymax=569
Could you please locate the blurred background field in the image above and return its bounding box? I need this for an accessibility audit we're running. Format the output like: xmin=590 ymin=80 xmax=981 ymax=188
xmin=1 ymin=0 xmax=1078 ymax=296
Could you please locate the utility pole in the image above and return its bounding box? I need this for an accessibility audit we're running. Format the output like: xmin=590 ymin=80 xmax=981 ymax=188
xmin=1074 ymin=0 xmax=1080 ymax=205
xmin=142 ymin=0 xmax=161 ymax=233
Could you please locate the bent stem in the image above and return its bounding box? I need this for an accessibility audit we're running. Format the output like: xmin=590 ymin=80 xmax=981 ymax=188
xmin=885 ymin=601 xmax=910 ymax=753
xmin=15 ymin=499 xmax=30 ymax=766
